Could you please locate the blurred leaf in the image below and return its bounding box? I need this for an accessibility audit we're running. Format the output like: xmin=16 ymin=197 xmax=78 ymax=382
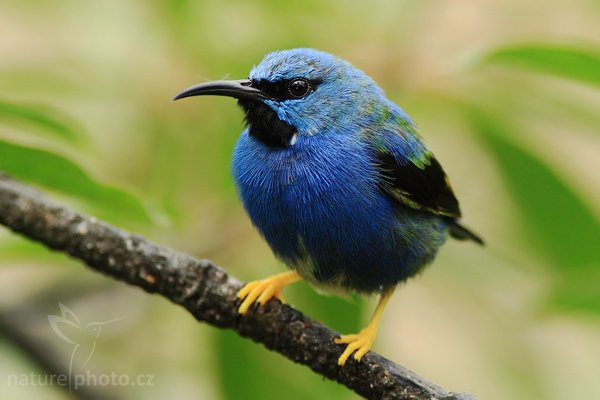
xmin=0 ymin=100 xmax=85 ymax=145
xmin=215 ymin=329 xmax=351 ymax=400
xmin=482 ymin=43 xmax=600 ymax=87
xmin=0 ymin=138 xmax=151 ymax=224
xmin=0 ymin=235 xmax=56 ymax=260
xmin=469 ymin=110 xmax=600 ymax=269
xmin=551 ymin=267 xmax=600 ymax=312
xmin=469 ymin=110 xmax=600 ymax=311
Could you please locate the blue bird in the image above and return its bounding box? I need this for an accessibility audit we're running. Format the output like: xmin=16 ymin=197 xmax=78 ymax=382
xmin=174 ymin=48 xmax=483 ymax=366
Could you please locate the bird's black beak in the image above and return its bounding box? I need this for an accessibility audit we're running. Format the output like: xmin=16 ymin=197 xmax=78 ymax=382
xmin=173 ymin=79 xmax=267 ymax=101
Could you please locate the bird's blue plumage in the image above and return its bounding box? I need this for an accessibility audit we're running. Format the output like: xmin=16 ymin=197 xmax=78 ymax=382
xmin=233 ymin=128 xmax=446 ymax=292
xmin=229 ymin=48 xmax=459 ymax=293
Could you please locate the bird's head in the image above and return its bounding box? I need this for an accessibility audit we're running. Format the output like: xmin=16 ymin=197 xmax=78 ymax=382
xmin=174 ymin=48 xmax=385 ymax=147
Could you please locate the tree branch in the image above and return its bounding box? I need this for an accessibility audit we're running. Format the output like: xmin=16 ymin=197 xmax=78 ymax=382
xmin=0 ymin=174 xmax=477 ymax=400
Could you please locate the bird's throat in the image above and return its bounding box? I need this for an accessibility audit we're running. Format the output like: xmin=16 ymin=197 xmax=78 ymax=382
xmin=237 ymin=99 xmax=296 ymax=148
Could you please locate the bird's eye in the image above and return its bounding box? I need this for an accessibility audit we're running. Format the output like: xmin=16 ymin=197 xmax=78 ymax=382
xmin=288 ymin=78 xmax=310 ymax=98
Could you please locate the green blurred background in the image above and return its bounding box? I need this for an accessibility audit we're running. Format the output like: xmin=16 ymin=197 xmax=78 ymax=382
xmin=1 ymin=1 xmax=599 ymax=399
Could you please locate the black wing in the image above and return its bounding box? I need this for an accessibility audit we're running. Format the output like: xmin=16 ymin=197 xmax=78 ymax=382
xmin=375 ymin=150 xmax=461 ymax=218
xmin=374 ymin=150 xmax=484 ymax=244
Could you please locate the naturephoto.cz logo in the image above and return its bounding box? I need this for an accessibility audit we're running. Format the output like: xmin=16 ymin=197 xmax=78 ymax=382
xmin=6 ymin=303 xmax=155 ymax=390
xmin=7 ymin=370 xmax=155 ymax=390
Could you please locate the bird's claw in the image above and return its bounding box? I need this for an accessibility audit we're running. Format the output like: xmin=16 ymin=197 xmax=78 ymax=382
xmin=237 ymin=277 xmax=285 ymax=314
xmin=335 ymin=327 xmax=376 ymax=366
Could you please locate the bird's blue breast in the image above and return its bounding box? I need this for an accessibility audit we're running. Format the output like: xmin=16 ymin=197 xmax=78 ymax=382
xmin=232 ymin=129 xmax=447 ymax=293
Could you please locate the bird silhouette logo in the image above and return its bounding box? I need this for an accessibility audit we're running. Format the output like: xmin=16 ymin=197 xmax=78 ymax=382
xmin=48 ymin=303 xmax=123 ymax=377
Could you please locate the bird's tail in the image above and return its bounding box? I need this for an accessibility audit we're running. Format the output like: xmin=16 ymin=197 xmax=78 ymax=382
xmin=448 ymin=220 xmax=484 ymax=245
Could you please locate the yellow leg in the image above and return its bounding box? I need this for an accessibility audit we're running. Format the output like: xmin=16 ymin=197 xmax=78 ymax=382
xmin=335 ymin=286 xmax=395 ymax=366
xmin=237 ymin=271 xmax=302 ymax=314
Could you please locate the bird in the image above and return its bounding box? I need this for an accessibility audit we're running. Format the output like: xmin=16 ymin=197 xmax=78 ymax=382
xmin=174 ymin=48 xmax=483 ymax=366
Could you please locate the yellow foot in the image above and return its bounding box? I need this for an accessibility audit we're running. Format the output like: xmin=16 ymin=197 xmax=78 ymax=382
xmin=334 ymin=286 xmax=395 ymax=366
xmin=237 ymin=271 xmax=301 ymax=314
xmin=335 ymin=327 xmax=376 ymax=366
